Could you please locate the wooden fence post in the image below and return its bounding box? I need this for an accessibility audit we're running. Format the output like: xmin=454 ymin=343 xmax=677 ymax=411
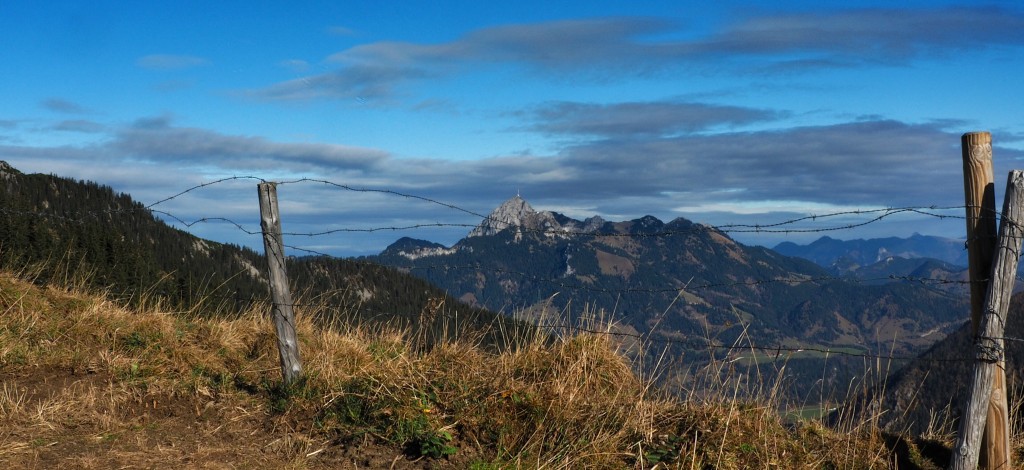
xmin=949 ymin=170 xmax=1024 ymax=470
xmin=257 ymin=182 xmax=303 ymax=385
xmin=959 ymin=131 xmax=1010 ymax=470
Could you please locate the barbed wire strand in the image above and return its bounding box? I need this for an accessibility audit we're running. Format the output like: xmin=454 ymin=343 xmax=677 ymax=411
xmin=0 ymin=174 xmax=983 ymax=240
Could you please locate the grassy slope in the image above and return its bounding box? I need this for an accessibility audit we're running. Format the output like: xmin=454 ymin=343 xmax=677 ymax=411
xmin=0 ymin=270 xmax=988 ymax=469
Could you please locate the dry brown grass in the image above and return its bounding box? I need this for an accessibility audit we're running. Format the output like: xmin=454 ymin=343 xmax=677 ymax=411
xmin=0 ymin=269 xmax=981 ymax=469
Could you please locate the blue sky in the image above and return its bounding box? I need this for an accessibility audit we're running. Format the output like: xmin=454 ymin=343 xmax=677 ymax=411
xmin=2 ymin=1 xmax=1023 ymax=255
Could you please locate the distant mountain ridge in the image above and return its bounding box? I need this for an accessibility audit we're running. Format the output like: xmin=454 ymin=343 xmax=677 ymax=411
xmin=772 ymin=234 xmax=973 ymax=288
xmin=773 ymin=234 xmax=968 ymax=269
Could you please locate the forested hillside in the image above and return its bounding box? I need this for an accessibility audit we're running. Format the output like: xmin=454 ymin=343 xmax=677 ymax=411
xmin=0 ymin=161 xmax=267 ymax=310
xmin=0 ymin=162 xmax=525 ymax=341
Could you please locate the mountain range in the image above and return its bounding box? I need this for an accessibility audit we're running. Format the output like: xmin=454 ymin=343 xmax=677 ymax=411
xmin=369 ymin=195 xmax=973 ymax=400
xmin=773 ymin=234 xmax=969 ymax=268
xmin=773 ymin=234 xmax=971 ymax=281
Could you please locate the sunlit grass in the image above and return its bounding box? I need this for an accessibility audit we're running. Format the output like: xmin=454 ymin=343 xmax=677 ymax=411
xmin=0 ymin=268 xmax=984 ymax=468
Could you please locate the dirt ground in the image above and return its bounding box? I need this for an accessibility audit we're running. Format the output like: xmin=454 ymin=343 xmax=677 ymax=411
xmin=1 ymin=366 xmax=480 ymax=469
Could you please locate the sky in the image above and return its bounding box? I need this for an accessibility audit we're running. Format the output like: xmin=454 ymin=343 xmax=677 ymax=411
xmin=2 ymin=1 xmax=1024 ymax=256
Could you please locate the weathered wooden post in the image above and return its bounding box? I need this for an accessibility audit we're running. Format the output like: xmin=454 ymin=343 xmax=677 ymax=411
xmin=958 ymin=131 xmax=1009 ymax=469
xmin=257 ymin=182 xmax=303 ymax=385
xmin=949 ymin=170 xmax=1024 ymax=470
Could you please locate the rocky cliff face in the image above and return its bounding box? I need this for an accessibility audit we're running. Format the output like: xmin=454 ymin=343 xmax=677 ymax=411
xmin=0 ymin=161 xmax=21 ymax=181
xmin=383 ymin=196 xmax=607 ymax=260
xmin=469 ymin=195 xmax=555 ymax=238
xmin=467 ymin=195 xmax=606 ymax=240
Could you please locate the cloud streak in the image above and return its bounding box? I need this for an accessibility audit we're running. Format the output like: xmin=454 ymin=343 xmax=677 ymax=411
xmin=111 ymin=117 xmax=388 ymax=172
xmin=50 ymin=119 xmax=106 ymax=133
xmin=700 ymin=7 xmax=1024 ymax=59
xmin=538 ymin=120 xmax=965 ymax=207
xmin=249 ymin=6 xmax=1024 ymax=101
xmin=524 ymin=100 xmax=783 ymax=138
xmin=41 ymin=98 xmax=91 ymax=114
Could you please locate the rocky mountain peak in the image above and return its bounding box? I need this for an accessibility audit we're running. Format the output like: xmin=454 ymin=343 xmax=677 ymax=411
xmin=469 ymin=195 xmax=543 ymax=237
xmin=0 ymin=161 xmax=21 ymax=179
xmin=467 ymin=195 xmax=611 ymax=240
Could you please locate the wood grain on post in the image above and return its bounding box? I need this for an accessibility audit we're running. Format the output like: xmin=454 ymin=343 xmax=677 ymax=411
xmin=949 ymin=170 xmax=1024 ymax=470
xmin=959 ymin=132 xmax=1010 ymax=470
xmin=963 ymin=132 xmax=997 ymax=334
xmin=257 ymin=182 xmax=303 ymax=385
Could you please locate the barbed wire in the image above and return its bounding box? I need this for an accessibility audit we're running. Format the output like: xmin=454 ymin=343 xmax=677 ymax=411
xmin=528 ymin=322 xmax=976 ymax=364
xmin=0 ymin=175 xmax=979 ymax=242
xmin=144 ymin=176 xmax=266 ymax=209
xmin=6 ymin=173 xmax=1020 ymax=369
xmin=274 ymin=177 xmax=496 ymax=221
xmin=2 ymin=205 xmax=975 ymax=239
xmin=717 ymin=207 xmax=966 ymax=234
xmin=395 ymin=264 xmax=975 ymax=294
xmin=0 ymin=174 xmax=994 ymax=304
xmin=0 ymin=186 xmax=997 ymax=302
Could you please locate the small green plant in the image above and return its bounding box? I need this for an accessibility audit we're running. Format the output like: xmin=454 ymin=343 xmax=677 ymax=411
xmin=316 ymin=379 xmax=379 ymax=432
xmin=190 ymin=364 xmax=228 ymax=389
xmin=418 ymin=428 xmax=457 ymax=459
xmin=642 ymin=434 xmax=684 ymax=465
xmin=397 ymin=414 xmax=458 ymax=459
xmin=368 ymin=339 xmax=404 ymax=360
xmin=123 ymin=331 xmax=147 ymax=350
xmin=99 ymin=432 xmax=119 ymax=442
xmin=120 ymin=329 xmax=162 ymax=352
xmin=263 ymin=376 xmax=315 ymax=414
xmin=116 ymin=361 xmax=149 ymax=384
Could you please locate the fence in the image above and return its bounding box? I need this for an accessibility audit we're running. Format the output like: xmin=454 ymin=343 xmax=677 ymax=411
xmin=3 ymin=178 xmax=1021 ymax=355
xmin=3 ymin=139 xmax=1024 ymax=468
xmin=5 ymin=178 xmax=1024 ymax=363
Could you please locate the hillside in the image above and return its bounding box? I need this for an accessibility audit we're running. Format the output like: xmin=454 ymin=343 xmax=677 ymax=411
xmin=862 ymin=293 xmax=1024 ymax=436
xmin=0 ymin=161 xmax=525 ymax=343
xmin=370 ymin=196 xmax=971 ymax=401
xmin=0 ymin=269 xmax=971 ymax=468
